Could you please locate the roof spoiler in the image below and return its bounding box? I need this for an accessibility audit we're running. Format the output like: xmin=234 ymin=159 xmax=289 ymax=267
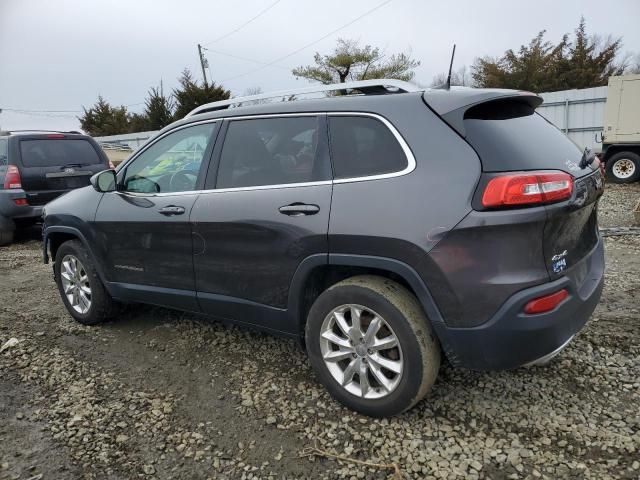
xmin=423 ymin=88 xmax=542 ymax=137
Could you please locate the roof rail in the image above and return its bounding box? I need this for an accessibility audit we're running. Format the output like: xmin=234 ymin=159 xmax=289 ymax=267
xmin=185 ymin=79 xmax=421 ymax=118
xmin=2 ymin=129 xmax=83 ymax=135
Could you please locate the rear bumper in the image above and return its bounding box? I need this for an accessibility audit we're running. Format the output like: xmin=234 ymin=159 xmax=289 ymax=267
xmin=0 ymin=189 xmax=44 ymax=225
xmin=440 ymin=237 xmax=604 ymax=370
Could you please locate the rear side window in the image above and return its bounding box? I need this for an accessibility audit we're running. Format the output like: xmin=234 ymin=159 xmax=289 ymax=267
xmin=215 ymin=116 xmax=329 ymax=189
xmin=19 ymin=139 xmax=102 ymax=167
xmin=328 ymin=116 xmax=407 ymax=179
xmin=0 ymin=138 xmax=7 ymax=166
xmin=463 ymin=99 xmax=584 ymax=175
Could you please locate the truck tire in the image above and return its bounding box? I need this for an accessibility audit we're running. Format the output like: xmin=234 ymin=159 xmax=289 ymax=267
xmin=0 ymin=230 xmax=14 ymax=246
xmin=605 ymin=151 xmax=640 ymax=183
xmin=305 ymin=275 xmax=441 ymax=417
xmin=54 ymin=239 xmax=117 ymax=325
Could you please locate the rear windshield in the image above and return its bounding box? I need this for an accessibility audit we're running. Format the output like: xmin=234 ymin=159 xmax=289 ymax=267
xmin=463 ymin=100 xmax=586 ymax=176
xmin=19 ymin=139 xmax=102 ymax=167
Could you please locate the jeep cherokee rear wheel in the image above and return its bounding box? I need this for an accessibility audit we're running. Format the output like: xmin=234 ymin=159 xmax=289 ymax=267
xmin=306 ymin=275 xmax=440 ymax=417
xmin=54 ymin=240 xmax=117 ymax=325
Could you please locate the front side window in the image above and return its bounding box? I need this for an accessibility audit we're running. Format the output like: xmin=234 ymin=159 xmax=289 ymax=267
xmin=122 ymin=123 xmax=215 ymax=193
xmin=328 ymin=116 xmax=408 ymax=179
xmin=215 ymin=116 xmax=329 ymax=189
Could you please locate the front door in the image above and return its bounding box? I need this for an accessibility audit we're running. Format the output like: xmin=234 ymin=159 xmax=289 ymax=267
xmin=93 ymin=122 xmax=218 ymax=310
xmin=191 ymin=115 xmax=332 ymax=332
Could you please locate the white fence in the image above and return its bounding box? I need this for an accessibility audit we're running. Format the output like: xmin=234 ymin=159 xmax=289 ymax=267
xmin=537 ymin=86 xmax=607 ymax=152
xmin=93 ymin=86 xmax=609 ymax=153
xmin=94 ymin=131 xmax=158 ymax=151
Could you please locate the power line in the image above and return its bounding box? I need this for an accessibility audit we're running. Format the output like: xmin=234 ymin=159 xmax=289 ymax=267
xmin=203 ymin=47 xmax=290 ymax=70
xmin=201 ymin=0 xmax=282 ymax=46
xmin=221 ymin=0 xmax=393 ymax=83
xmin=2 ymin=107 xmax=81 ymax=113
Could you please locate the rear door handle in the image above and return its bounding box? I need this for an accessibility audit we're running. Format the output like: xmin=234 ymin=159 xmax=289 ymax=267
xmin=279 ymin=203 xmax=320 ymax=216
xmin=158 ymin=205 xmax=185 ymax=216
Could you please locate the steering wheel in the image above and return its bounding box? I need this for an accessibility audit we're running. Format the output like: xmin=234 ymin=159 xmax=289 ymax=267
xmin=169 ymin=170 xmax=197 ymax=191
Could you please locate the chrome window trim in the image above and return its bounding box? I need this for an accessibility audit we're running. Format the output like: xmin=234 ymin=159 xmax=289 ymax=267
xmin=114 ymin=111 xmax=415 ymax=197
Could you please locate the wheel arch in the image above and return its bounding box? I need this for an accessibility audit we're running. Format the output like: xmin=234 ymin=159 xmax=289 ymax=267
xmin=44 ymin=226 xmax=111 ymax=293
xmin=602 ymin=144 xmax=640 ymax=160
xmin=288 ymin=253 xmax=450 ymax=349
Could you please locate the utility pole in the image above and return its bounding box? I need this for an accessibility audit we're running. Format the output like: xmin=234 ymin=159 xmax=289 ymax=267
xmin=197 ymin=44 xmax=209 ymax=88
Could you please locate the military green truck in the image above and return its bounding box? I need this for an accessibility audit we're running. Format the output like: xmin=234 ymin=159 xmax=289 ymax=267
xmin=601 ymin=74 xmax=640 ymax=183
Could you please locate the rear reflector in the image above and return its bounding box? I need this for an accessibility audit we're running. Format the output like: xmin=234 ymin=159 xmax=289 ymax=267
xmin=13 ymin=198 xmax=28 ymax=206
xmin=3 ymin=165 xmax=22 ymax=189
xmin=482 ymin=171 xmax=573 ymax=208
xmin=524 ymin=289 xmax=569 ymax=314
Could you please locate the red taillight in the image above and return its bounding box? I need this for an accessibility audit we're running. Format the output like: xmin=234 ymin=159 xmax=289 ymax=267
xmin=13 ymin=198 xmax=28 ymax=206
xmin=524 ymin=289 xmax=569 ymax=314
xmin=3 ymin=165 xmax=22 ymax=189
xmin=482 ymin=171 xmax=573 ymax=208
xmin=46 ymin=134 xmax=65 ymax=139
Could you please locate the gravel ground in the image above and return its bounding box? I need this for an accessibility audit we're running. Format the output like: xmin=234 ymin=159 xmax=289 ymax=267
xmin=1 ymin=185 xmax=639 ymax=480
xmin=598 ymin=183 xmax=640 ymax=228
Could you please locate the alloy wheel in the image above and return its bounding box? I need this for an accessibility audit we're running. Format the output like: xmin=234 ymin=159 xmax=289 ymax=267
xmin=319 ymin=304 xmax=403 ymax=399
xmin=60 ymin=254 xmax=92 ymax=314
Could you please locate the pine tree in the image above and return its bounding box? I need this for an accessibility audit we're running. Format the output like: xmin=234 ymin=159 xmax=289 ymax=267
xmin=172 ymin=69 xmax=231 ymax=120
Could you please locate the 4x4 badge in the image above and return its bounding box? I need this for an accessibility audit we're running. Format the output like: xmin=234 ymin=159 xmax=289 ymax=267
xmin=551 ymin=250 xmax=568 ymax=273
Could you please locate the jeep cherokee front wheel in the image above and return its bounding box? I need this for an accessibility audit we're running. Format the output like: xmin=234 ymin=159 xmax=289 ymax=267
xmin=54 ymin=240 xmax=117 ymax=325
xmin=305 ymin=275 xmax=440 ymax=417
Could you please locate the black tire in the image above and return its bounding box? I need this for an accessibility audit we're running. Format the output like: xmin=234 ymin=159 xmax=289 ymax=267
xmin=605 ymin=151 xmax=640 ymax=183
xmin=0 ymin=230 xmax=14 ymax=247
xmin=305 ymin=275 xmax=440 ymax=417
xmin=54 ymin=240 xmax=116 ymax=325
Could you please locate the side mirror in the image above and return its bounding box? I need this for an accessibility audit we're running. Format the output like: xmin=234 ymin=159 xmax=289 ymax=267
xmin=90 ymin=169 xmax=117 ymax=193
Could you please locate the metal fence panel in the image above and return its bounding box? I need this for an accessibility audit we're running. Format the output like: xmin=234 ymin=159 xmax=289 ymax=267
xmin=537 ymin=86 xmax=607 ymax=152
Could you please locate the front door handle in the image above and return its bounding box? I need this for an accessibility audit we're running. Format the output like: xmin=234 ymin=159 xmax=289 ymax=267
xmin=279 ymin=203 xmax=320 ymax=216
xmin=158 ymin=205 xmax=185 ymax=216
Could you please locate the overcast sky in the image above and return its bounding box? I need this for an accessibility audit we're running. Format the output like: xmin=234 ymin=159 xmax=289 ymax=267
xmin=1 ymin=0 xmax=639 ymax=132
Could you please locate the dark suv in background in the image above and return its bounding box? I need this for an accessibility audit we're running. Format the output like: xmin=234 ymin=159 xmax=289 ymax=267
xmin=0 ymin=131 xmax=112 ymax=245
xmin=41 ymin=80 xmax=605 ymax=417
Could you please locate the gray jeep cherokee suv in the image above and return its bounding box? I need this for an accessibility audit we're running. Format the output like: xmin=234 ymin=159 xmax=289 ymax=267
xmin=42 ymin=80 xmax=604 ymax=417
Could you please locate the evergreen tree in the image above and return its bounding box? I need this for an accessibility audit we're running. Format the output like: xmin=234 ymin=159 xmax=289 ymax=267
xmin=172 ymin=69 xmax=231 ymax=120
xmin=144 ymin=85 xmax=174 ymax=130
xmin=472 ymin=18 xmax=625 ymax=91
xmin=79 ymin=96 xmax=129 ymax=136
xmin=292 ymin=39 xmax=419 ymax=84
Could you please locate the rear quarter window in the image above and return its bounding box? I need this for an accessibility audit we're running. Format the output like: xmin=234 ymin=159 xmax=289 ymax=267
xmin=19 ymin=139 xmax=102 ymax=167
xmin=328 ymin=116 xmax=408 ymax=179
xmin=0 ymin=138 xmax=7 ymax=166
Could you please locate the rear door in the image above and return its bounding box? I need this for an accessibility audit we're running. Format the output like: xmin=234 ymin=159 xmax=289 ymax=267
xmin=16 ymin=134 xmax=108 ymax=205
xmin=191 ymin=115 xmax=332 ymax=332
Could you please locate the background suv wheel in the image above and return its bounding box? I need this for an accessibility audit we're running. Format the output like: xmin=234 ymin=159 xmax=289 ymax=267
xmin=54 ymin=240 xmax=117 ymax=325
xmin=305 ymin=275 xmax=440 ymax=417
